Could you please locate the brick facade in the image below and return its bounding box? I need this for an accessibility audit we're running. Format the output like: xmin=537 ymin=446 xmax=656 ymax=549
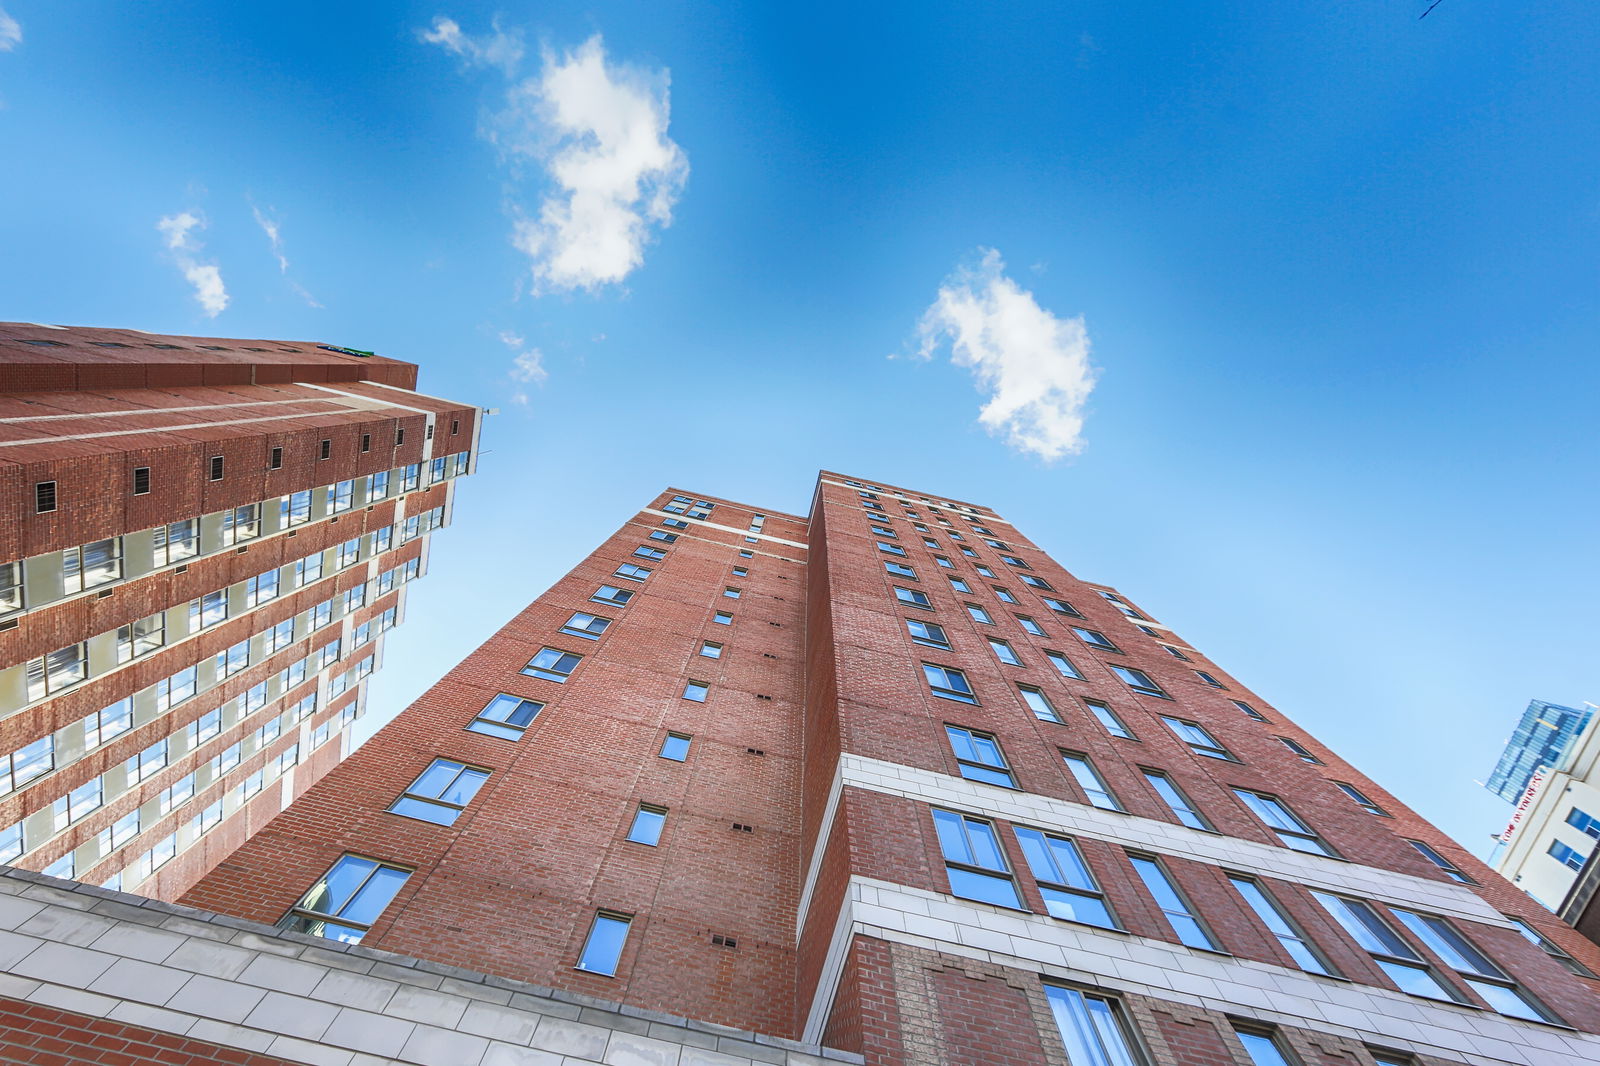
xmin=175 ymin=472 xmax=1600 ymax=1064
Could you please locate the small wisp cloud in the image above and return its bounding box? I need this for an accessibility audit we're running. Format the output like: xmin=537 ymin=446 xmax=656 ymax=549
xmin=156 ymin=212 xmax=229 ymax=318
xmin=252 ymin=205 xmax=322 ymax=307
xmin=910 ymin=249 xmax=1097 ymax=462
xmin=0 ymin=7 xmax=21 ymax=52
xmin=420 ymin=18 xmax=687 ymax=294
xmin=501 ymin=331 xmax=548 ymax=404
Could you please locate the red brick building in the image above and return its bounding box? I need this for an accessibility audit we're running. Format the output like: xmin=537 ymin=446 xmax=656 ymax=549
xmin=176 ymin=471 xmax=1600 ymax=1065
xmin=0 ymin=322 xmax=477 ymax=901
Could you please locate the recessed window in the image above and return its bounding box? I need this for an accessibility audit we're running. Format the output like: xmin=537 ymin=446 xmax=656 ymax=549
xmin=1062 ymin=752 xmax=1123 ymax=811
xmin=933 ymin=809 xmax=1023 ymax=909
xmin=698 ymin=641 xmax=723 ymax=659
xmin=924 ymin=664 xmax=977 ymax=704
xmin=634 ymin=545 xmax=667 ymax=560
xmin=319 ymin=439 xmax=332 ymax=460
xmin=1195 ymin=670 xmax=1226 ymax=689
xmin=1508 ymin=916 xmax=1595 ymax=977
xmin=946 ymin=725 xmax=1014 ymax=787
xmin=626 ymin=804 xmax=668 ymax=846
xmin=1229 ymin=875 xmax=1333 ymax=975
xmin=1407 ymin=839 xmax=1474 ymax=883
xmin=731 ymin=566 xmax=748 ymax=577
xmin=576 ymin=911 xmax=632 ymax=976
xmin=131 ymin=467 xmax=151 ymax=495
xmin=1129 ymin=854 xmax=1217 ymax=950
xmin=966 ymin=604 xmax=994 ymax=625
xmin=1334 ymin=784 xmax=1389 ymax=817
xmin=1041 ymin=597 xmax=1080 ymax=617
xmin=389 ymin=759 xmax=490 ymax=825
xmin=992 ymin=587 xmax=1017 ymax=604
xmin=1311 ymin=892 xmax=1460 ymax=1003
xmin=396 ymin=428 xmax=406 ymax=446
xmin=933 ymin=555 xmax=954 ymax=569
xmin=34 ymin=481 xmax=57 ymax=514
xmin=615 ymin=563 xmax=651 ymax=581
xmin=1234 ymin=790 xmax=1337 ymax=856
xmin=877 ymin=541 xmax=906 ymax=556
xmin=1162 ymin=716 xmax=1234 ymax=760
xmin=1043 ymin=987 xmax=1147 ymax=1066
xmin=1277 ymin=736 xmax=1320 ymax=763
xmin=1142 ymin=769 xmax=1211 ymax=830
xmin=1071 ymin=627 xmax=1119 ymax=652
xmin=208 ymin=456 xmax=224 ymax=481
xmin=1018 ymin=686 xmax=1060 ymax=722
xmin=268 ymin=446 xmax=284 ymax=469
xmin=281 ymin=855 xmax=410 ymax=944
xmin=1019 ymin=574 xmax=1052 ymax=590
xmin=1084 ymin=700 xmax=1133 ymax=739
xmin=885 ymin=561 xmax=916 ymax=578
xmin=1161 ymin=644 xmax=1191 ymax=661
xmin=682 ymin=680 xmax=709 ymax=702
xmin=895 ymin=586 xmax=932 ymax=610
xmin=1045 ymin=650 xmax=1084 ymax=681
xmin=713 ymin=610 xmax=733 ymax=625
xmin=659 ymin=733 xmax=692 ymax=761
xmin=360 ymin=433 xmax=371 ymax=452
xmin=1232 ymin=1026 xmax=1299 ymax=1066
xmin=1015 ymin=614 xmax=1045 ymax=636
xmin=662 ymin=518 xmax=688 ymax=529
xmin=987 ymin=637 xmax=1021 ymax=666
xmin=522 ymin=647 xmax=581 ymax=682
xmin=948 ymin=577 xmax=971 ymax=593
xmin=1232 ymin=699 xmax=1268 ymax=721
xmin=560 ymin=612 xmax=612 ymax=640
xmin=906 ymin=619 xmax=949 ymax=648
xmin=1015 ymin=828 xmax=1118 ymax=927
xmin=592 ymin=584 xmax=634 ymax=607
xmin=1392 ymin=907 xmax=1559 ymax=1022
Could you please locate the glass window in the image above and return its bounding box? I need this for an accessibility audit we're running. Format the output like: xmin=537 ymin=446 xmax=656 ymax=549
xmin=1042 ymin=597 xmax=1081 ymax=617
xmin=1393 ymin=909 xmax=1559 ymax=1022
xmin=1016 ymin=614 xmax=1045 ymax=636
xmin=877 ymin=541 xmax=906 ymax=556
xmin=467 ymin=688 xmax=550 ymax=739
xmin=1019 ymin=686 xmax=1060 ymax=722
xmin=1278 ymin=736 xmax=1319 ymax=763
xmin=906 ymin=619 xmax=950 ymax=648
xmin=1084 ymin=700 xmax=1132 ymax=739
xmin=1195 ymin=670 xmax=1226 ymax=689
xmin=949 ymin=577 xmax=971 ymax=593
xmin=152 ymin=519 xmax=200 ymax=566
xmin=1160 ymin=644 xmax=1191 ymax=662
xmin=1234 ymin=790 xmax=1336 ymax=856
xmin=1046 ymin=651 xmax=1085 ymax=680
xmin=967 ymin=604 xmax=995 ymax=625
xmin=1062 ymin=753 xmax=1123 ymax=811
xmin=281 ymin=855 xmax=410 ymax=944
xmin=1229 ymin=876 xmax=1333 ymax=975
xmin=1509 ymin=916 xmax=1595 ymax=977
xmin=924 ymin=664 xmax=977 ymax=704
xmin=1143 ymin=770 xmax=1212 ymax=831
xmin=946 ymin=726 xmax=1015 ymax=787
xmin=0 ymin=561 xmax=23 ymax=616
xmin=699 ymin=641 xmax=723 ymax=658
xmin=2 ymin=736 xmax=53 ymax=794
xmin=560 ymin=612 xmax=612 ymax=640
xmin=1044 ymin=986 xmax=1148 ymax=1066
xmin=221 ymin=504 xmax=261 ymax=546
xmin=522 ymin=648 xmax=581 ymax=682
xmin=1311 ymin=892 xmax=1459 ymax=1002
xmin=987 ymin=637 xmax=1022 ymax=666
xmin=932 ymin=809 xmax=1022 ymax=909
xmin=659 ymin=733 xmax=691 ymax=761
xmin=62 ymin=538 xmax=123 ymax=593
xmin=1015 ymin=828 xmax=1117 ymax=927
xmin=615 ymin=563 xmax=651 ymax=581
xmin=1232 ymin=699 xmax=1268 ymax=721
xmin=1336 ymin=782 xmax=1388 ymax=816
xmin=992 ymin=587 xmax=1018 ymax=604
xmin=1407 ymin=839 xmax=1474 ymax=883
xmin=1550 ymin=840 xmax=1588 ymax=870
xmin=591 ymin=585 xmax=634 ymax=607
xmin=1233 ymin=1028 xmax=1297 ymax=1066
xmin=26 ymin=643 xmax=88 ymax=701
xmin=1566 ymin=807 xmax=1600 ymax=839
xmin=634 ymin=545 xmax=667 ymax=560
xmin=190 ymin=590 xmax=229 ymax=629
xmin=895 ymin=587 xmax=932 ymax=609
xmin=576 ymin=911 xmax=631 ymax=975
xmin=682 ymin=680 xmax=709 ymax=703
xmin=627 ymin=805 xmax=668 ymax=846
xmin=1109 ymin=665 xmax=1167 ymax=698
xmin=713 ymin=610 xmax=733 ymax=625
xmin=1129 ymin=854 xmax=1218 ymax=950
xmin=1163 ymin=717 xmax=1234 ymax=761
xmin=389 ymin=759 xmax=490 ymax=826
xmin=885 ymin=561 xmax=916 ymax=578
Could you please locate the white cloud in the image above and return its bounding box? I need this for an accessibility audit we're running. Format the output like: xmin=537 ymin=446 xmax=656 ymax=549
xmin=252 ymin=205 xmax=289 ymax=273
xmin=422 ymin=21 xmax=687 ymax=294
xmin=156 ymin=211 xmax=229 ymax=317
xmin=501 ymin=330 xmax=547 ymax=403
xmin=0 ymin=8 xmax=20 ymax=52
xmin=252 ymin=205 xmax=322 ymax=307
xmin=910 ymin=249 xmax=1096 ymax=462
xmin=418 ymin=15 xmax=523 ymax=75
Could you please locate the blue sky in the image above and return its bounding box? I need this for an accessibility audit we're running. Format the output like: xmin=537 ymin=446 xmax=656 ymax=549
xmin=1 ymin=1 xmax=1595 ymax=856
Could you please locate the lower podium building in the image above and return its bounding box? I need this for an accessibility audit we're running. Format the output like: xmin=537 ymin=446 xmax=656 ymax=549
xmin=4 ymin=472 xmax=1598 ymax=1065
